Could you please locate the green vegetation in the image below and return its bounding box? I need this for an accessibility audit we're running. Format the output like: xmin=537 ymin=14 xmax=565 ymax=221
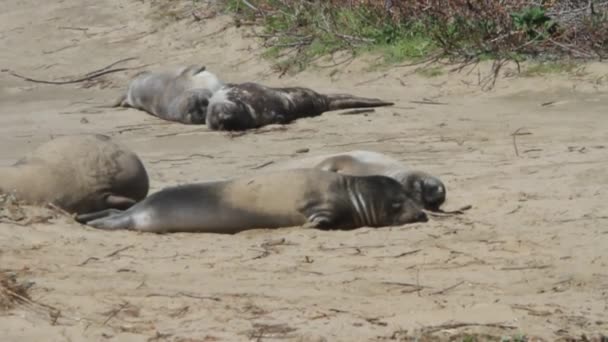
xmin=220 ymin=0 xmax=608 ymax=76
xmin=522 ymin=61 xmax=578 ymax=76
xmin=223 ymin=0 xmax=437 ymax=74
xmin=416 ymin=66 xmax=443 ymax=78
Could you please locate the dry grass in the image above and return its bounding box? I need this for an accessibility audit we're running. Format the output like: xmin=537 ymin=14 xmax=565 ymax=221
xmin=0 ymin=270 xmax=33 ymax=311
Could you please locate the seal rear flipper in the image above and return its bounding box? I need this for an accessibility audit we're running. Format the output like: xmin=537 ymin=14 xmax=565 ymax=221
xmin=325 ymin=94 xmax=394 ymax=111
xmin=75 ymin=208 xmax=124 ymax=224
xmin=105 ymin=195 xmax=138 ymax=210
xmin=86 ymin=213 xmax=135 ymax=231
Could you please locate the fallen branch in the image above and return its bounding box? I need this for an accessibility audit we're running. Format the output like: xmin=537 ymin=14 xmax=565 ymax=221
xmin=84 ymin=57 xmax=137 ymax=76
xmin=376 ymin=249 xmax=422 ymax=259
xmin=422 ymin=321 xmax=517 ymax=333
xmin=148 ymin=154 xmax=215 ymax=164
xmin=511 ymin=127 xmax=532 ymax=157
xmin=145 ymin=292 xmax=221 ymax=301
xmin=102 ymin=301 xmax=129 ymax=326
xmin=395 ymin=52 xmax=445 ymax=68
xmin=381 ymin=281 xmax=428 ymax=293
xmin=2 ymin=57 xmax=144 ymax=85
xmin=410 ymin=98 xmax=448 ymax=105
xmin=106 ymin=245 xmax=134 ymax=258
xmin=430 ymin=280 xmax=465 ymax=295
xmin=250 ymin=160 xmax=275 ymax=170
xmin=355 ymin=73 xmax=389 ymax=86
xmin=501 ymin=264 xmax=551 ymax=271
xmin=480 ymin=58 xmax=507 ymax=91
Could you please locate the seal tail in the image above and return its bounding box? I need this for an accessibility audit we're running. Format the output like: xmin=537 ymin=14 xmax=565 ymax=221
xmin=325 ymin=94 xmax=394 ymax=111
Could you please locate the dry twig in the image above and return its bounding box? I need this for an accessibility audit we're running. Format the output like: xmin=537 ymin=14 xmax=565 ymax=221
xmin=430 ymin=281 xmax=465 ymax=295
xmin=2 ymin=57 xmax=145 ymax=85
xmin=511 ymin=127 xmax=532 ymax=157
xmin=422 ymin=321 xmax=517 ymax=333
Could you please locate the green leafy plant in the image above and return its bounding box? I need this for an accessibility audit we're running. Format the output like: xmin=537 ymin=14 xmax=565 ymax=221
xmin=510 ymin=6 xmax=557 ymax=39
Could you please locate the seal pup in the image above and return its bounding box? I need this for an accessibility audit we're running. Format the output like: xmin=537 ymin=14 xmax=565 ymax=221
xmin=113 ymin=65 xmax=224 ymax=124
xmin=266 ymin=150 xmax=446 ymax=211
xmin=75 ymin=169 xmax=428 ymax=234
xmin=205 ymin=82 xmax=394 ymax=131
xmin=0 ymin=134 xmax=149 ymax=214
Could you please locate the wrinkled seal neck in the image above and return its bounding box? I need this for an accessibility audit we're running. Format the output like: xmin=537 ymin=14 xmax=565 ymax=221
xmin=343 ymin=177 xmax=377 ymax=227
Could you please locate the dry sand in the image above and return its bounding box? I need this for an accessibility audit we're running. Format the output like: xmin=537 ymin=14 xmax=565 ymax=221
xmin=1 ymin=0 xmax=607 ymax=341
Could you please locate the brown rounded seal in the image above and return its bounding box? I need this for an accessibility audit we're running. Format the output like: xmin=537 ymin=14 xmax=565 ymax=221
xmin=0 ymin=134 xmax=149 ymax=214
xmin=205 ymin=82 xmax=394 ymax=131
xmin=75 ymin=169 xmax=427 ymax=234
xmin=113 ymin=65 xmax=223 ymax=124
xmin=267 ymin=150 xmax=447 ymax=211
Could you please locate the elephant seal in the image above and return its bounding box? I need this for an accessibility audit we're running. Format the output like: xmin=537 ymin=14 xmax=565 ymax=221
xmin=266 ymin=150 xmax=446 ymax=211
xmin=0 ymin=134 xmax=149 ymax=214
xmin=75 ymin=169 xmax=428 ymax=234
xmin=113 ymin=65 xmax=224 ymax=124
xmin=205 ymin=82 xmax=394 ymax=131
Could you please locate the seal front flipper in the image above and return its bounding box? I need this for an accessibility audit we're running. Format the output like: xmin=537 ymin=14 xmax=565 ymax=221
xmin=301 ymin=214 xmax=333 ymax=229
xmin=297 ymin=200 xmax=337 ymax=230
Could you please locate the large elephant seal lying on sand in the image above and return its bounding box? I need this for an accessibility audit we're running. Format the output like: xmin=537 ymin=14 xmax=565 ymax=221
xmin=112 ymin=65 xmax=223 ymax=124
xmin=0 ymin=134 xmax=149 ymax=214
xmin=205 ymin=82 xmax=394 ymax=131
xmin=266 ymin=150 xmax=446 ymax=211
xmin=75 ymin=169 xmax=428 ymax=234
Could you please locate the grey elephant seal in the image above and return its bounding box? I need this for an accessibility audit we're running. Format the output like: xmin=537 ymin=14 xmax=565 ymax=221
xmin=205 ymin=82 xmax=394 ymax=131
xmin=75 ymin=169 xmax=428 ymax=234
xmin=0 ymin=134 xmax=149 ymax=214
xmin=267 ymin=150 xmax=446 ymax=211
xmin=113 ymin=65 xmax=224 ymax=124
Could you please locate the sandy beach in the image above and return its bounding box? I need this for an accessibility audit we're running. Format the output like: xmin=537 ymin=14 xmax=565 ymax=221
xmin=1 ymin=0 xmax=607 ymax=340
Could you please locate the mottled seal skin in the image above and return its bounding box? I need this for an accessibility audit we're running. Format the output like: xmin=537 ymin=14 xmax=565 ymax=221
xmin=0 ymin=134 xmax=149 ymax=215
xmin=113 ymin=65 xmax=223 ymax=124
xmin=75 ymin=169 xmax=427 ymax=234
xmin=205 ymin=82 xmax=394 ymax=131
xmin=267 ymin=150 xmax=447 ymax=211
